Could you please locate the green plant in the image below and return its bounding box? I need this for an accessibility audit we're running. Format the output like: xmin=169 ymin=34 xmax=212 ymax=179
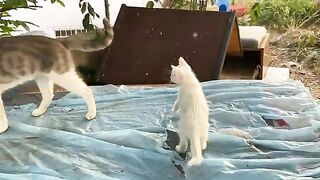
xmin=296 ymin=30 xmax=317 ymax=59
xmin=297 ymin=30 xmax=319 ymax=73
xmin=247 ymin=0 xmax=320 ymax=30
xmin=146 ymin=0 xmax=208 ymax=11
xmin=1 ymin=0 xmax=42 ymax=36
xmin=0 ymin=0 xmax=101 ymax=37
xmin=298 ymin=31 xmax=317 ymax=49
xmin=79 ymin=0 xmax=101 ymax=31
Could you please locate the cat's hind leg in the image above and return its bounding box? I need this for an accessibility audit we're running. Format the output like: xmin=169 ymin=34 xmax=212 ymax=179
xmin=201 ymin=131 xmax=208 ymax=150
xmin=0 ymin=94 xmax=8 ymax=133
xmin=32 ymin=75 xmax=54 ymax=117
xmin=188 ymin=136 xmax=203 ymax=166
xmin=175 ymin=133 xmax=188 ymax=153
xmin=49 ymin=70 xmax=96 ymax=120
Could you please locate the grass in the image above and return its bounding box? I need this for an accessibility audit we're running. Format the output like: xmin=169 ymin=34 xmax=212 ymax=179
xmin=236 ymin=0 xmax=320 ymax=97
xmin=239 ymin=0 xmax=320 ymax=31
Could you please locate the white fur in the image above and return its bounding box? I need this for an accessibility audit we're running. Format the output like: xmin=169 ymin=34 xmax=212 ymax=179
xmin=0 ymin=69 xmax=96 ymax=133
xmin=171 ymin=57 xmax=209 ymax=166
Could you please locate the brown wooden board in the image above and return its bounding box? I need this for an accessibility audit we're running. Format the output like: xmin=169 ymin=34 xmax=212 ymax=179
xmin=97 ymin=5 xmax=239 ymax=85
xmin=227 ymin=18 xmax=243 ymax=57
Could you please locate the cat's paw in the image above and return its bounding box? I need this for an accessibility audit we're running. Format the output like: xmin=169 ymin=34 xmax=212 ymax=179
xmin=187 ymin=158 xmax=202 ymax=166
xmin=86 ymin=112 xmax=96 ymax=120
xmin=171 ymin=108 xmax=180 ymax=113
xmin=175 ymin=145 xmax=186 ymax=153
xmin=32 ymin=108 xmax=46 ymax=117
xmin=0 ymin=119 xmax=8 ymax=133
xmin=201 ymin=142 xmax=207 ymax=150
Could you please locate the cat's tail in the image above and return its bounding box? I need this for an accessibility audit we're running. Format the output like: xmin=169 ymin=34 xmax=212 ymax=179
xmin=218 ymin=128 xmax=253 ymax=139
xmin=59 ymin=18 xmax=114 ymax=52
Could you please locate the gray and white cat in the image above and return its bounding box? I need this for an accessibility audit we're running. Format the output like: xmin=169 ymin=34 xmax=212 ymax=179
xmin=0 ymin=18 xmax=114 ymax=133
xmin=171 ymin=57 xmax=209 ymax=166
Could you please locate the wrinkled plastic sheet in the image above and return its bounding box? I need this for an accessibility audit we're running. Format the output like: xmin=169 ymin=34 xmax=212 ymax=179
xmin=0 ymin=80 xmax=320 ymax=180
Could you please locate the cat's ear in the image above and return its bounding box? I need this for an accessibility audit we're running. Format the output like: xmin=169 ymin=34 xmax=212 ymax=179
xmin=178 ymin=57 xmax=188 ymax=66
xmin=171 ymin=65 xmax=176 ymax=69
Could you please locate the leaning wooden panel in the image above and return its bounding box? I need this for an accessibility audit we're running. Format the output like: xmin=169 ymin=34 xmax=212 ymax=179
xmin=259 ymin=33 xmax=270 ymax=79
xmin=98 ymin=5 xmax=238 ymax=85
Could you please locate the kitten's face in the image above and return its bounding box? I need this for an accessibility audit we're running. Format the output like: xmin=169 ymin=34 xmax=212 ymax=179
xmin=170 ymin=57 xmax=191 ymax=85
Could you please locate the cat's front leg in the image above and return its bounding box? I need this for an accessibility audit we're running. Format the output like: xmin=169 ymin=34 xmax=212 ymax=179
xmin=32 ymin=76 xmax=54 ymax=117
xmin=0 ymin=94 xmax=8 ymax=133
xmin=188 ymin=137 xmax=203 ymax=166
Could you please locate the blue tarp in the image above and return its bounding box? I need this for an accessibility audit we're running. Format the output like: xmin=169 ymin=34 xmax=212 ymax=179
xmin=0 ymin=80 xmax=319 ymax=180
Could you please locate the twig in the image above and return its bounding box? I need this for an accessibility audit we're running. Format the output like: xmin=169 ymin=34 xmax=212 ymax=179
xmin=158 ymin=0 xmax=165 ymax=7
xmin=169 ymin=0 xmax=177 ymax=9
xmin=296 ymin=9 xmax=320 ymax=29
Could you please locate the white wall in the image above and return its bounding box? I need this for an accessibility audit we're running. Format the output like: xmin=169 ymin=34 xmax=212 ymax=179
xmin=108 ymin=0 xmax=161 ymax=25
xmin=10 ymin=0 xmax=159 ymax=37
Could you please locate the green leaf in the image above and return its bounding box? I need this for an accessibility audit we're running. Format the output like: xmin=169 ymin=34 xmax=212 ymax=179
xmin=87 ymin=3 xmax=95 ymax=17
xmin=12 ymin=21 xmax=21 ymax=27
xmin=0 ymin=25 xmax=15 ymax=33
xmin=81 ymin=2 xmax=87 ymax=13
xmin=5 ymin=0 xmax=27 ymax=8
xmin=82 ymin=13 xmax=90 ymax=29
xmin=24 ymin=21 xmax=38 ymax=27
xmin=95 ymin=13 xmax=100 ymax=18
xmin=20 ymin=0 xmax=28 ymax=7
xmin=87 ymin=24 xmax=94 ymax=31
xmin=20 ymin=22 xmax=30 ymax=31
xmin=2 ymin=12 xmax=9 ymax=17
xmin=51 ymin=0 xmax=56 ymax=3
xmin=146 ymin=1 xmax=154 ymax=8
xmin=57 ymin=0 xmax=65 ymax=7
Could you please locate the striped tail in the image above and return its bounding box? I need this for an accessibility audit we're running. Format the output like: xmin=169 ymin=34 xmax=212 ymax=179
xmin=59 ymin=18 xmax=114 ymax=52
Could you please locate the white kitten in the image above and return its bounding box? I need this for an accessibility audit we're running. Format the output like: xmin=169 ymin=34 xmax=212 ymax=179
xmin=170 ymin=57 xmax=209 ymax=166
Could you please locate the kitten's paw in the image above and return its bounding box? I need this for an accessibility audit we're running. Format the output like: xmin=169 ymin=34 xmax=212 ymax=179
xmin=187 ymin=158 xmax=202 ymax=166
xmin=175 ymin=145 xmax=186 ymax=153
xmin=201 ymin=142 xmax=207 ymax=150
xmin=0 ymin=120 xmax=8 ymax=133
xmin=32 ymin=108 xmax=46 ymax=117
xmin=171 ymin=107 xmax=180 ymax=113
xmin=86 ymin=112 xmax=96 ymax=120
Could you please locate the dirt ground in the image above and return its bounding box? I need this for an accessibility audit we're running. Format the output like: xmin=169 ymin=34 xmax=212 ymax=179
xmin=268 ymin=27 xmax=320 ymax=99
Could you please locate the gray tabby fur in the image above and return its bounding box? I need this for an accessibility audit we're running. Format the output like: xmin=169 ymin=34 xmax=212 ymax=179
xmin=0 ymin=18 xmax=114 ymax=133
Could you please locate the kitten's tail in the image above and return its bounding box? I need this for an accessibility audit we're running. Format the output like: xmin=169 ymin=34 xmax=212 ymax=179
xmin=59 ymin=18 xmax=114 ymax=52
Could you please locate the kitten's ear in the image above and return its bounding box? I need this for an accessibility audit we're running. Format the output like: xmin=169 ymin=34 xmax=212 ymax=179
xmin=171 ymin=65 xmax=176 ymax=69
xmin=178 ymin=57 xmax=188 ymax=66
